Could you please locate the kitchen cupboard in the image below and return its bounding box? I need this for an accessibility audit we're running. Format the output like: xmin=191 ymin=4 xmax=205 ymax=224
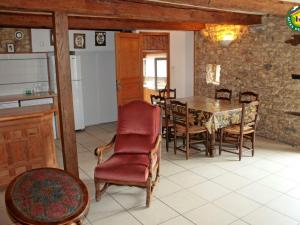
xmin=0 ymin=105 xmax=57 ymax=188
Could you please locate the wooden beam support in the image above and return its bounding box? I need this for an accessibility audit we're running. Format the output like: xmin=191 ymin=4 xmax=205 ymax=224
xmin=123 ymin=0 xmax=296 ymax=16
xmin=0 ymin=0 xmax=261 ymax=25
xmin=69 ymin=17 xmax=206 ymax=31
xmin=0 ymin=12 xmax=205 ymax=30
xmin=53 ymin=11 xmax=79 ymax=177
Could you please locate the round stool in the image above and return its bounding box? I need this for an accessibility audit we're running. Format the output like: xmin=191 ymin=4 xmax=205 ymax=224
xmin=5 ymin=168 xmax=89 ymax=225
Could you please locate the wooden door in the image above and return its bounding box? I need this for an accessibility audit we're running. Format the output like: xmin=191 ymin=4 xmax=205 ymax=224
xmin=115 ymin=32 xmax=143 ymax=105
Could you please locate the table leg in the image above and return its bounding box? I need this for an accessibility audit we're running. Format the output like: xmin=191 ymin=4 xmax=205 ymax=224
xmin=210 ymin=130 xmax=216 ymax=157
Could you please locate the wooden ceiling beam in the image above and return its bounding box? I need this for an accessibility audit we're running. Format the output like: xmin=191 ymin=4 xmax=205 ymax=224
xmin=0 ymin=13 xmax=205 ymax=30
xmin=123 ymin=0 xmax=296 ymax=16
xmin=0 ymin=0 xmax=261 ymax=25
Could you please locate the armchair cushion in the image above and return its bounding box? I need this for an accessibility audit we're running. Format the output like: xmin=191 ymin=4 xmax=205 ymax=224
xmin=94 ymin=153 xmax=156 ymax=183
xmin=114 ymin=134 xmax=155 ymax=154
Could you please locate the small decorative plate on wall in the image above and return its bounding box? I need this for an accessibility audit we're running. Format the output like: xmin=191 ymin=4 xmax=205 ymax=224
xmin=15 ymin=31 xmax=24 ymax=40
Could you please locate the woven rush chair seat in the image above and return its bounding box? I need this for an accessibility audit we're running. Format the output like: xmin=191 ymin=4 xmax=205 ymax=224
xmin=176 ymin=124 xmax=207 ymax=134
xmin=224 ymin=124 xmax=254 ymax=135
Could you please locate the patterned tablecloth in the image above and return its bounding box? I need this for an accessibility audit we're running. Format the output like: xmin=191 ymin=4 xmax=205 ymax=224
xmin=174 ymin=96 xmax=256 ymax=133
xmin=5 ymin=168 xmax=89 ymax=224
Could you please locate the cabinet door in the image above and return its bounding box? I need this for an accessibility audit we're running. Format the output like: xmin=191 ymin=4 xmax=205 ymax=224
xmin=0 ymin=133 xmax=9 ymax=180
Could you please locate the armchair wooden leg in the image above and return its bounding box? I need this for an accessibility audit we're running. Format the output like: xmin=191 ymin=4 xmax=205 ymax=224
xmin=95 ymin=181 xmax=109 ymax=201
xmin=146 ymin=177 xmax=151 ymax=207
xmin=156 ymin=161 xmax=160 ymax=182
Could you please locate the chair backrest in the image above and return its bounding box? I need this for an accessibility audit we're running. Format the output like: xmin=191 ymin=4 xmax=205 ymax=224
xmin=117 ymin=100 xmax=160 ymax=142
xmin=215 ymin=88 xmax=232 ymax=101
xmin=239 ymin=91 xmax=259 ymax=103
xmin=150 ymin=94 xmax=171 ymax=125
xmin=170 ymin=100 xmax=189 ymax=130
xmin=158 ymin=88 xmax=176 ymax=99
xmin=150 ymin=94 xmax=163 ymax=105
xmin=240 ymin=100 xmax=259 ymax=136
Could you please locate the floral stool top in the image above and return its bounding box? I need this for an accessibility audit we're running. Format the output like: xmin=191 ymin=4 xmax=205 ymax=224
xmin=5 ymin=168 xmax=89 ymax=225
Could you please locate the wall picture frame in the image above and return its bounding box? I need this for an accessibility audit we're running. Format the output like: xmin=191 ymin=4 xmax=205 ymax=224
xmin=7 ymin=43 xmax=15 ymax=53
xmin=74 ymin=33 xmax=86 ymax=49
xmin=95 ymin=32 xmax=106 ymax=46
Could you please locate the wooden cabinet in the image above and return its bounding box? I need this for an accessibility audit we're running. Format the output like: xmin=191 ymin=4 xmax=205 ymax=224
xmin=0 ymin=105 xmax=57 ymax=188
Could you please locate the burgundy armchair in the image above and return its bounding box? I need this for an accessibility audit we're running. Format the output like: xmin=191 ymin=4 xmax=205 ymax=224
xmin=94 ymin=100 xmax=161 ymax=207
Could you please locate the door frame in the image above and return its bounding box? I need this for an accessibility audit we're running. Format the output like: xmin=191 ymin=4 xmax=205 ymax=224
xmin=140 ymin=32 xmax=170 ymax=95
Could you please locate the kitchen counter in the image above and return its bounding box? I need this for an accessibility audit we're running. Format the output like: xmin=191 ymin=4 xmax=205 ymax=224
xmin=0 ymin=91 xmax=56 ymax=103
xmin=0 ymin=104 xmax=57 ymax=122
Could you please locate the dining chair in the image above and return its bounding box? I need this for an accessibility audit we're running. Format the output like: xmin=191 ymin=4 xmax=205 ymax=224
xmin=219 ymin=100 xmax=259 ymax=160
xmin=215 ymin=88 xmax=232 ymax=101
xmin=158 ymin=88 xmax=176 ymax=99
xmin=150 ymin=94 xmax=173 ymax=152
xmin=94 ymin=100 xmax=161 ymax=207
xmin=239 ymin=91 xmax=259 ymax=103
xmin=170 ymin=100 xmax=208 ymax=160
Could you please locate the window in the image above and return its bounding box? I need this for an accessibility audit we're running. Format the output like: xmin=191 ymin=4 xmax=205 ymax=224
xmin=206 ymin=64 xmax=221 ymax=85
xmin=143 ymin=53 xmax=167 ymax=91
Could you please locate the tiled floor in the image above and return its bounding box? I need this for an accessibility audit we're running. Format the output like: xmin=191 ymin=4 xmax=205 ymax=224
xmin=1 ymin=122 xmax=300 ymax=225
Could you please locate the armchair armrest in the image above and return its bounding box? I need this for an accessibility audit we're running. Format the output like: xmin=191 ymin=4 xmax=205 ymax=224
xmin=150 ymin=135 xmax=162 ymax=157
xmin=94 ymin=135 xmax=116 ymax=165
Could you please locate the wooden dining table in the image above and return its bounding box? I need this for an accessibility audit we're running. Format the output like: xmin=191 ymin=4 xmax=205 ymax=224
xmin=174 ymin=96 xmax=243 ymax=157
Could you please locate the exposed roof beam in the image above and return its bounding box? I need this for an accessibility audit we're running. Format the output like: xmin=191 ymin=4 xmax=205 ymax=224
xmin=0 ymin=12 xmax=205 ymax=30
xmin=124 ymin=0 xmax=296 ymax=16
xmin=0 ymin=0 xmax=261 ymax=25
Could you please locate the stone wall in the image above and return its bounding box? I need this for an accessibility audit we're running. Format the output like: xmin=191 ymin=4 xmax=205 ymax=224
xmin=194 ymin=16 xmax=300 ymax=146
xmin=0 ymin=28 xmax=31 ymax=53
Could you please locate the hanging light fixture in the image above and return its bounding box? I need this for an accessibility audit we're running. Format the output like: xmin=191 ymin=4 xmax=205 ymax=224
xmin=202 ymin=24 xmax=248 ymax=47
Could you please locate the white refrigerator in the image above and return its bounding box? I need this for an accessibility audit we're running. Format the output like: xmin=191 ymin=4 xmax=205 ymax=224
xmin=48 ymin=53 xmax=85 ymax=130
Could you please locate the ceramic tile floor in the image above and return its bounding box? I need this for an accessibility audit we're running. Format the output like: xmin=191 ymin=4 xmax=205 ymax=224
xmin=2 ymin=122 xmax=300 ymax=225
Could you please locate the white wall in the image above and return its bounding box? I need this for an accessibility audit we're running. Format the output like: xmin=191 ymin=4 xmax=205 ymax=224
xmin=31 ymin=29 xmax=115 ymax=52
xmin=31 ymin=29 xmax=117 ymax=124
xmin=137 ymin=30 xmax=194 ymax=98
xmin=185 ymin=32 xmax=194 ymax=97
xmin=169 ymin=31 xmax=194 ymax=98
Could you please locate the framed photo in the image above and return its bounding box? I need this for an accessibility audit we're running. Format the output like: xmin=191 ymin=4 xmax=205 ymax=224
xmin=50 ymin=30 xmax=54 ymax=46
xmin=95 ymin=32 xmax=106 ymax=46
xmin=74 ymin=33 xmax=86 ymax=49
xmin=7 ymin=43 xmax=15 ymax=53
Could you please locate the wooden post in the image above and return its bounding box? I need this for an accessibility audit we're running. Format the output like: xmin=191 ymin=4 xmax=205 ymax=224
xmin=52 ymin=12 xmax=79 ymax=177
